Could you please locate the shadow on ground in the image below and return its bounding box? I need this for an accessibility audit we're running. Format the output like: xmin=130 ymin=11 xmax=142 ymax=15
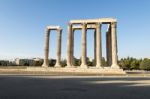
xmin=0 ymin=76 xmax=150 ymax=99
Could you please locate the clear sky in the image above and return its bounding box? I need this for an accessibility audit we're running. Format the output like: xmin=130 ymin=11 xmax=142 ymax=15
xmin=0 ymin=0 xmax=150 ymax=60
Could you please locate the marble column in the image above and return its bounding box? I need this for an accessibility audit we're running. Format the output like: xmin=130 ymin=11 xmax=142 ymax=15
xmin=81 ymin=23 xmax=87 ymax=68
xmin=71 ymin=29 xmax=75 ymax=66
xmin=108 ymin=30 xmax=112 ymax=66
xmin=66 ymin=23 xmax=72 ymax=67
xmin=42 ymin=28 xmax=50 ymax=67
xmin=106 ymin=31 xmax=109 ymax=65
xmin=94 ymin=29 xmax=97 ymax=65
xmin=106 ymin=30 xmax=112 ymax=66
xmin=96 ymin=22 xmax=102 ymax=68
xmin=55 ymin=29 xmax=62 ymax=67
xmin=111 ymin=22 xmax=120 ymax=68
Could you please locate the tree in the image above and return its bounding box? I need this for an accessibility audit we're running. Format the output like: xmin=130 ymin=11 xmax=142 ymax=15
xmin=130 ymin=60 xmax=140 ymax=70
xmin=49 ymin=59 xmax=56 ymax=67
xmin=61 ymin=59 xmax=67 ymax=67
xmin=34 ymin=61 xmax=43 ymax=66
xmin=87 ymin=61 xmax=94 ymax=66
xmin=119 ymin=57 xmax=133 ymax=70
xmin=73 ymin=58 xmax=81 ymax=66
xmin=101 ymin=57 xmax=107 ymax=66
xmin=139 ymin=58 xmax=150 ymax=70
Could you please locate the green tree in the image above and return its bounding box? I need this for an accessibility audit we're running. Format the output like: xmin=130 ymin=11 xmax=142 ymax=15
xmin=101 ymin=57 xmax=107 ymax=66
xmin=34 ymin=60 xmax=43 ymax=66
xmin=119 ymin=57 xmax=133 ymax=70
xmin=49 ymin=59 xmax=56 ymax=67
xmin=61 ymin=59 xmax=67 ymax=67
xmin=130 ymin=60 xmax=140 ymax=70
xmin=140 ymin=58 xmax=150 ymax=70
xmin=87 ymin=61 xmax=94 ymax=66
xmin=73 ymin=58 xmax=81 ymax=66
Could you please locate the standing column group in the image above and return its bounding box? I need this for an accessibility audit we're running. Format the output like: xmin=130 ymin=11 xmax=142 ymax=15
xmin=42 ymin=26 xmax=62 ymax=67
xmin=66 ymin=22 xmax=104 ymax=68
xmin=42 ymin=20 xmax=120 ymax=69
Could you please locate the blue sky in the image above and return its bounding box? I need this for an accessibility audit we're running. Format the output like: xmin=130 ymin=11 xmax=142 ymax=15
xmin=0 ymin=0 xmax=150 ymax=59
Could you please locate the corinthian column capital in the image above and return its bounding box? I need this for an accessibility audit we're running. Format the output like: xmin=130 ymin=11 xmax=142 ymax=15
xmin=111 ymin=22 xmax=117 ymax=28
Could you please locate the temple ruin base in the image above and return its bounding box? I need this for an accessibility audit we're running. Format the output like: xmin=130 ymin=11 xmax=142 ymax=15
xmin=26 ymin=67 xmax=126 ymax=75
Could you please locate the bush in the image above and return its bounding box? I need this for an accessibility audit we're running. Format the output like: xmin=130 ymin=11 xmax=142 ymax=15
xmin=139 ymin=58 xmax=150 ymax=70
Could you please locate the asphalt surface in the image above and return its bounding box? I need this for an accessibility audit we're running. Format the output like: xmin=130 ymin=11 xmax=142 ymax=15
xmin=0 ymin=75 xmax=150 ymax=99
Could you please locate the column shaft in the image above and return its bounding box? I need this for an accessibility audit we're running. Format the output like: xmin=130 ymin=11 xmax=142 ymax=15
xmin=55 ymin=29 xmax=62 ymax=67
xmin=108 ymin=31 xmax=112 ymax=66
xmin=94 ymin=29 xmax=97 ymax=65
xmin=66 ymin=23 xmax=72 ymax=67
xmin=96 ymin=23 xmax=102 ymax=68
xmin=106 ymin=32 xmax=109 ymax=65
xmin=111 ymin=22 xmax=119 ymax=68
xmin=42 ymin=29 xmax=50 ymax=67
xmin=81 ymin=23 xmax=87 ymax=68
xmin=71 ymin=29 xmax=74 ymax=66
xmin=106 ymin=28 xmax=112 ymax=66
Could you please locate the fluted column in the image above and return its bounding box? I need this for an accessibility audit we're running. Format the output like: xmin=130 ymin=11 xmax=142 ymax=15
xmin=66 ymin=23 xmax=72 ymax=67
xmin=96 ymin=22 xmax=102 ymax=68
xmin=42 ymin=28 xmax=50 ymax=67
xmin=106 ymin=31 xmax=109 ymax=65
xmin=55 ymin=29 xmax=62 ymax=67
xmin=71 ymin=29 xmax=75 ymax=66
xmin=106 ymin=31 xmax=112 ymax=66
xmin=94 ymin=29 xmax=97 ymax=65
xmin=81 ymin=23 xmax=87 ymax=68
xmin=111 ymin=22 xmax=120 ymax=68
xmin=108 ymin=31 xmax=112 ymax=66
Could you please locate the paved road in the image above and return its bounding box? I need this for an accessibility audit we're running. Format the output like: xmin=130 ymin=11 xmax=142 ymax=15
xmin=0 ymin=75 xmax=150 ymax=99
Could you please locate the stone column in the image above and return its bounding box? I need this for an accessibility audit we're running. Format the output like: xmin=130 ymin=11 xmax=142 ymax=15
xmin=111 ymin=22 xmax=120 ymax=68
xmin=66 ymin=23 xmax=72 ymax=67
xmin=108 ymin=30 xmax=112 ymax=66
xmin=81 ymin=23 xmax=87 ymax=68
xmin=94 ymin=29 xmax=97 ymax=65
xmin=55 ymin=29 xmax=62 ymax=67
xmin=71 ymin=29 xmax=75 ymax=66
xmin=106 ymin=30 xmax=112 ymax=66
xmin=96 ymin=22 xmax=102 ymax=68
xmin=42 ymin=28 xmax=50 ymax=67
xmin=106 ymin=31 xmax=109 ymax=65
